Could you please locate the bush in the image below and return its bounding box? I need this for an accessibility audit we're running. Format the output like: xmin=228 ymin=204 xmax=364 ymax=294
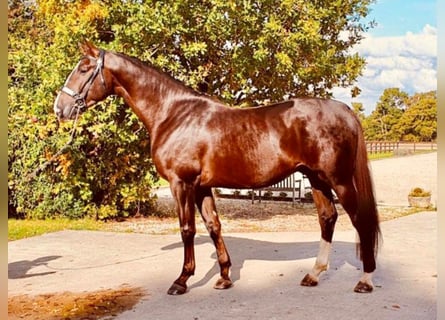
xmin=8 ymin=98 xmax=160 ymax=220
xmin=304 ymin=191 xmax=314 ymax=200
xmin=263 ymin=190 xmax=273 ymax=199
xmin=8 ymin=2 xmax=159 ymax=220
xmin=408 ymin=187 xmax=431 ymax=197
xmin=232 ymin=190 xmax=241 ymax=198
xmin=279 ymin=192 xmax=288 ymax=199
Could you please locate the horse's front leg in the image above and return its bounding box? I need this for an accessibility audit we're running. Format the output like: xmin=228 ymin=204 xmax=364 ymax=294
xmin=196 ymin=187 xmax=232 ymax=290
xmin=167 ymin=179 xmax=197 ymax=295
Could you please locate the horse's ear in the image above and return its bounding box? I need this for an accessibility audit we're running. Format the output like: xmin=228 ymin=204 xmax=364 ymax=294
xmin=79 ymin=40 xmax=100 ymax=58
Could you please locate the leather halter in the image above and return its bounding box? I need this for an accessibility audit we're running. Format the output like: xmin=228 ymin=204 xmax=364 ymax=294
xmin=61 ymin=49 xmax=106 ymax=117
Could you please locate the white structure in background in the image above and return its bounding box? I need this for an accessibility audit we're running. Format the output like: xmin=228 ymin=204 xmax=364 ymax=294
xmin=215 ymin=172 xmax=312 ymax=204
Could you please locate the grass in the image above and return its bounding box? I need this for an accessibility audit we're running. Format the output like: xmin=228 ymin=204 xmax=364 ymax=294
xmin=153 ymin=177 xmax=169 ymax=187
xmin=368 ymin=149 xmax=436 ymax=161
xmin=368 ymin=152 xmax=394 ymax=161
xmin=8 ymin=218 xmax=106 ymax=241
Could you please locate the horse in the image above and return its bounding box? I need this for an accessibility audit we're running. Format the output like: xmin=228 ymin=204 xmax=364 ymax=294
xmin=54 ymin=42 xmax=380 ymax=295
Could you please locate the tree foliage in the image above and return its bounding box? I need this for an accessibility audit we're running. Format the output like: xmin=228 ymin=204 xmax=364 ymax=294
xmin=363 ymin=88 xmax=408 ymax=141
xmin=395 ymin=91 xmax=437 ymax=142
xmin=362 ymin=89 xmax=436 ymax=142
xmin=9 ymin=0 xmax=375 ymax=219
xmin=9 ymin=0 xmax=158 ymax=220
xmin=351 ymin=102 xmax=365 ymax=121
xmin=104 ymin=0 xmax=374 ymax=104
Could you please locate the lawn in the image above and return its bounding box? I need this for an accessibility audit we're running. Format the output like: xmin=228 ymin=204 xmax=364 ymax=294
xmin=8 ymin=218 xmax=106 ymax=241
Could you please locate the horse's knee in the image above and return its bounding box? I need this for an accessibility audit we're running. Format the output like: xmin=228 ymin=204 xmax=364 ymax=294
xmin=203 ymin=211 xmax=222 ymax=235
xmin=205 ymin=219 xmax=221 ymax=235
xmin=180 ymin=223 xmax=196 ymax=242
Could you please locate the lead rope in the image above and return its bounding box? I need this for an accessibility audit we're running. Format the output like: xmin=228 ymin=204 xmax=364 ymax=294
xmin=26 ymin=105 xmax=82 ymax=181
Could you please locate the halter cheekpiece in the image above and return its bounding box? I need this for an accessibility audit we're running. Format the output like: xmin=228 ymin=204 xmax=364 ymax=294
xmin=61 ymin=49 xmax=106 ymax=116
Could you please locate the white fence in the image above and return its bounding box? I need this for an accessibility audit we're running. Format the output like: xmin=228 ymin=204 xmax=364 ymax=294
xmin=215 ymin=172 xmax=311 ymax=204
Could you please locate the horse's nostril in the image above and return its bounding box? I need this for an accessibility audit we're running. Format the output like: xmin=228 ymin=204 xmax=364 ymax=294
xmin=54 ymin=106 xmax=62 ymax=117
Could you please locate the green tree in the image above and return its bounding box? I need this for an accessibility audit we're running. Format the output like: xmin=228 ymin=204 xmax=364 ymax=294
xmin=363 ymin=88 xmax=408 ymax=141
xmin=351 ymin=102 xmax=365 ymax=121
xmin=395 ymin=91 xmax=437 ymax=142
xmin=9 ymin=0 xmax=375 ymax=219
xmin=9 ymin=0 xmax=158 ymax=219
xmin=105 ymin=0 xmax=375 ymax=104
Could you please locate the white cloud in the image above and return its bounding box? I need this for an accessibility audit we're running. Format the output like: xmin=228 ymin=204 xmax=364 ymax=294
xmin=333 ymin=24 xmax=437 ymax=115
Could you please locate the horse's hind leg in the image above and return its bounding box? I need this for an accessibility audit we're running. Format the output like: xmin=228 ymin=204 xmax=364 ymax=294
xmin=195 ymin=187 xmax=232 ymax=290
xmin=334 ymin=182 xmax=376 ymax=293
xmin=301 ymin=177 xmax=338 ymax=287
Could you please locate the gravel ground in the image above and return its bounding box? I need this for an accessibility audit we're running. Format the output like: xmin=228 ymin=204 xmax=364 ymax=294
xmin=106 ymin=199 xmax=423 ymax=234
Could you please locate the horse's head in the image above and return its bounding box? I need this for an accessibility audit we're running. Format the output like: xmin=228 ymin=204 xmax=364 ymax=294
xmin=54 ymin=41 xmax=111 ymax=120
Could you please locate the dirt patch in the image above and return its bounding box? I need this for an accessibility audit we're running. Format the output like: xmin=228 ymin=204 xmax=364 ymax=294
xmin=8 ymin=286 xmax=146 ymax=320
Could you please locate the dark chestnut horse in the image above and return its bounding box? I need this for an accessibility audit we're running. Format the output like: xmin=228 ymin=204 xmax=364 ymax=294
xmin=54 ymin=42 xmax=380 ymax=295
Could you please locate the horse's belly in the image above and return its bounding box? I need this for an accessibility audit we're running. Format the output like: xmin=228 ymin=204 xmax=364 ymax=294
xmin=200 ymin=156 xmax=297 ymax=189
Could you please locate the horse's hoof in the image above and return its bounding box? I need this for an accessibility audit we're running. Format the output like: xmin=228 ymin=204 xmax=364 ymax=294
xmin=214 ymin=278 xmax=233 ymax=290
xmin=167 ymin=282 xmax=187 ymax=295
xmin=354 ymin=281 xmax=373 ymax=293
xmin=300 ymin=273 xmax=318 ymax=287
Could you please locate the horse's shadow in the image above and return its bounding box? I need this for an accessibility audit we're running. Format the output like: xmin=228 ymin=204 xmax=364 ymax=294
xmin=162 ymin=235 xmax=360 ymax=290
xmin=8 ymin=255 xmax=62 ymax=279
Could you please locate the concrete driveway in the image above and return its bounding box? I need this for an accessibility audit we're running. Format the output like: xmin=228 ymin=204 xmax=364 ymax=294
xmin=370 ymin=152 xmax=437 ymax=207
xmin=8 ymin=211 xmax=436 ymax=319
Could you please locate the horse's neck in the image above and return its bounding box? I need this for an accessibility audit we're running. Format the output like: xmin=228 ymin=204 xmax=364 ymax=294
xmin=108 ymin=52 xmax=197 ymax=136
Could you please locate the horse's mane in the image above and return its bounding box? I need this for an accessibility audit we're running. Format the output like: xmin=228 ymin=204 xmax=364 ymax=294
xmin=114 ymin=51 xmax=201 ymax=97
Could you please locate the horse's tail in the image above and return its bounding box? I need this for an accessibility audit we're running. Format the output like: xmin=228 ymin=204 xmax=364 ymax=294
xmin=353 ymin=123 xmax=381 ymax=264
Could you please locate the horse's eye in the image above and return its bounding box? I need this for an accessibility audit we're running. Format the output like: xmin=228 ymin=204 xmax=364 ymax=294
xmin=79 ymin=66 xmax=89 ymax=74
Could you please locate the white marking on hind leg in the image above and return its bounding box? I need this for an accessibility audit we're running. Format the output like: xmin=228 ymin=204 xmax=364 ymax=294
xmin=308 ymin=238 xmax=331 ymax=281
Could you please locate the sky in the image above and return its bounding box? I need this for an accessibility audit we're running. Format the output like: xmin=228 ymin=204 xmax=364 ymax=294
xmin=332 ymin=0 xmax=437 ymax=115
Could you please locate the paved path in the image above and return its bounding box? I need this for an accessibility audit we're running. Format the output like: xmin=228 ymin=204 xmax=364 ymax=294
xmin=370 ymin=152 xmax=437 ymax=207
xmin=8 ymin=212 xmax=436 ymax=319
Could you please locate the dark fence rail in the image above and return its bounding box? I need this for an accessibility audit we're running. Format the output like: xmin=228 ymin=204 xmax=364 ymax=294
xmin=366 ymin=141 xmax=437 ymax=154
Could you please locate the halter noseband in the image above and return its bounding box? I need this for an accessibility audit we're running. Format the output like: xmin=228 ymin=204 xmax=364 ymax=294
xmin=61 ymin=49 xmax=106 ymax=117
